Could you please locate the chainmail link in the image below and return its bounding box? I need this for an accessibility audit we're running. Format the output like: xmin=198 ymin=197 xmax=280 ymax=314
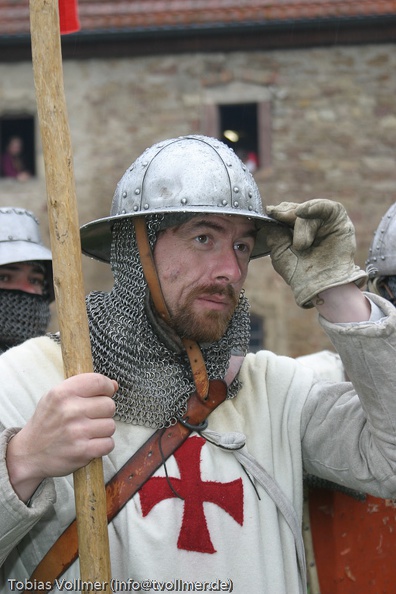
xmin=85 ymin=216 xmax=251 ymax=429
xmin=0 ymin=290 xmax=51 ymax=354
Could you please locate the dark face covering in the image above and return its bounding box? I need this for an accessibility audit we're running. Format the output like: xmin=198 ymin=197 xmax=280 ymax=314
xmin=0 ymin=289 xmax=51 ymax=354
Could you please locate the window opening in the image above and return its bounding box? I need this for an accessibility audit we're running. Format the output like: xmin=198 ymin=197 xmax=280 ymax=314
xmin=219 ymin=103 xmax=259 ymax=173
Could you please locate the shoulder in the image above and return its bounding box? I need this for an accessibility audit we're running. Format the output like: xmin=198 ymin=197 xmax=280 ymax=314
xmin=297 ymin=350 xmax=345 ymax=382
xmin=0 ymin=337 xmax=64 ymax=424
xmin=241 ymin=349 xmax=314 ymax=388
xmin=0 ymin=335 xmax=63 ymax=373
xmin=237 ymin=349 xmax=314 ymax=414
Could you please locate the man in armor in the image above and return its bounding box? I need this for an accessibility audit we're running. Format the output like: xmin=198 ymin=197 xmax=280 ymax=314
xmin=0 ymin=135 xmax=396 ymax=594
xmin=0 ymin=207 xmax=53 ymax=354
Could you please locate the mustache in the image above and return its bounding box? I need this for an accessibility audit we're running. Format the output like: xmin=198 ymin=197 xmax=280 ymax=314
xmin=187 ymin=283 xmax=238 ymax=305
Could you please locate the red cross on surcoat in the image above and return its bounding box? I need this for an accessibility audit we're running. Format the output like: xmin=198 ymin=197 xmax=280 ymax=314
xmin=139 ymin=435 xmax=244 ymax=553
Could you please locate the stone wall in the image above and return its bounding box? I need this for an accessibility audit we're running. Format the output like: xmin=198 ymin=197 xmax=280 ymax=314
xmin=1 ymin=43 xmax=395 ymax=354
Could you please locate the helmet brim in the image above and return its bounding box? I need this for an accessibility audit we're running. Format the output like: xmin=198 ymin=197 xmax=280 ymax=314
xmin=80 ymin=209 xmax=283 ymax=263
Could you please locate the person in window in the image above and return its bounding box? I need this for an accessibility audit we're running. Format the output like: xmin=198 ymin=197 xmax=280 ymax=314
xmin=0 ymin=207 xmax=53 ymax=353
xmin=236 ymin=148 xmax=259 ymax=173
xmin=1 ymin=136 xmax=32 ymax=181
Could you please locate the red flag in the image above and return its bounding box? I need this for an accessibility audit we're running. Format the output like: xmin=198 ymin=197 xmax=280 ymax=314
xmin=59 ymin=0 xmax=80 ymax=34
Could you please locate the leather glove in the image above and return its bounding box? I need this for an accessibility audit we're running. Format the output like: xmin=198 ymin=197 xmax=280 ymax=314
xmin=265 ymin=199 xmax=367 ymax=308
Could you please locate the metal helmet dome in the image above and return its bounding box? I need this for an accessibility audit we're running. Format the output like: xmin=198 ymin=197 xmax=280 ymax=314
xmin=0 ymin=207 xmax=54 ymax=301
xmin=366 ymin=202 xmax=396 ymax=279
xmin=80 ymin=135 xmax=280 ymax=262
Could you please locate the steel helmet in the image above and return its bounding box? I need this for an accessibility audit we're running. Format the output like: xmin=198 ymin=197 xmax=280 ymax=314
xmin=366 ymin=202 xmax=396 ymax=280
xmin=0 ymin=207 xmax=54 ymax=301
xmin=80 ymin=135 xmax=280 ymax=262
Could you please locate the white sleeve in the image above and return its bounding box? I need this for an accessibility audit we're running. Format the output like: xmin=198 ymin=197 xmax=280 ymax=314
xmin=301 ymin=292 xmax=396 ymax=498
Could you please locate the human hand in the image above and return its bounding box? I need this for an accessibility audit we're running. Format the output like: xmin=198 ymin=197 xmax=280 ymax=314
xmin=265 ymin=199 xmax=367 ymax=308
xmin=6 ymin=373 xmax=117 ymax=502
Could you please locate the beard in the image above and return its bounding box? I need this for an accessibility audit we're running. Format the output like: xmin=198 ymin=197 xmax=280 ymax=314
xmin=168 ymin=283 xmax=239 ymax=343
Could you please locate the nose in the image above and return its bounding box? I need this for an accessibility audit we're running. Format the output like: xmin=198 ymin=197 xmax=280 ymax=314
xmin=20 ymin=281 xmax=41 ymax=295
xmin=212 ymin=244 xmax=243 ymax=285
xmin=12 ymin=275 xmax=42 ymax=295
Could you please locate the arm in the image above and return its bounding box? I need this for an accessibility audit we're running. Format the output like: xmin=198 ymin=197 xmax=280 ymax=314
xmin=314 ymin=283 xmax=371 ymax=323
xmin=6 ymin=373 xmax=117 ymax=503
xmin=265 ymin=199 xmax=396 ymax=494
xmin=301 ymin=291 xmax=396 ymax=497
xmin=0 ymin=338 xmax=116 ymax=569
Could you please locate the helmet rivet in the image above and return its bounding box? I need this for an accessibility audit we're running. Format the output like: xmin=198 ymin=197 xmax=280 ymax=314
xmin=144 ymin=204 xmax=149 ymax=210
xmin=248 ymin=191 xmax=253 ymax=198
xmin=233 ymin=186 xmax=239 ymax=193
xmin=142 ymin=161 xmax=148 ymax=167
xmin=234 ymin=201 xmax=239 ymax=208
xmin=135 ymin=188 xmax=141 ymax=195
xmin=181 ymin=198 xmax=188 ymax=205
xmin=221 ymin=200 xmax=228 ymax=206
xmin=248 ymin=205 xmax=253 ymax=211
xmin=122 ymin=191 xmax=127 ymax=198
xmin=121 ymin=209 xmax=127 ymax=214
xmin=133 ymin=205 xmax=139 ymax=212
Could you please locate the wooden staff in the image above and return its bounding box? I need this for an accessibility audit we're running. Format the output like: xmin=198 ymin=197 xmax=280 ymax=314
xmin=29 ymin=0 xmax=111 ymax=588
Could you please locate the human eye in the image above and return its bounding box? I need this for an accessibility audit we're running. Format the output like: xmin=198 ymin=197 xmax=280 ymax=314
xmin=30 ymin=276 xmax=45 ymax=288
xmin=195 ymin=234 xmax=210 ymax=245
xmin=234 ymin=241 xmax=253 ymax=257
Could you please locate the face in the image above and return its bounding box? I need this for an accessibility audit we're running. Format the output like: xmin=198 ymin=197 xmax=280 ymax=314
xmin=0 ymin=262 xmax=46 ymax=295
xmin=153 ymin=214 xmax=256 ymax=343
xmin=7 ymin=137 xmax=23 ymax=156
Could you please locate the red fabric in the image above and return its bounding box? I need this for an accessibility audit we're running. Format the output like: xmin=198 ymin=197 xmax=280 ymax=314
xmin=58 ymin=0 xmax=80 ymax=34
xmin=140 ymin=436 xmax=244 ymax=554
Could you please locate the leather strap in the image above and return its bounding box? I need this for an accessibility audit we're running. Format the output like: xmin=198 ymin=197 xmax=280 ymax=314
xmin=27 ymin=379 xmax=227 ymax=590
xmin=134 ymin=216 xmax=171 ymax=325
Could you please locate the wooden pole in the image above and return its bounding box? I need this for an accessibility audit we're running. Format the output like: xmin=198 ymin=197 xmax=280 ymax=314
xmin=303 ymin=485 xmax=321 ymax=594
xmin=29 ymin=0 xmax=111 ymax=589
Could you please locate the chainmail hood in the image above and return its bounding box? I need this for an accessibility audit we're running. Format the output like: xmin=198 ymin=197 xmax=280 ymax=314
xmin=0 ymin=289 xmax=51 ymax=354
xmin=85 ymin=215 xmax=251 ymax=429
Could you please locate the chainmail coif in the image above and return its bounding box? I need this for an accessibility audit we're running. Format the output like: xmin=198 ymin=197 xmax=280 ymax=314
xmin=85 ymin=215 xmax=251 ymax=429
xmin=0 ymin=290 xmax=51 ymax=354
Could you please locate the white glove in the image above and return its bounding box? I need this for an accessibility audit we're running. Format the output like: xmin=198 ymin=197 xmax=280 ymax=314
xmin=265 ymin=199 xmax=367 ymax=308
